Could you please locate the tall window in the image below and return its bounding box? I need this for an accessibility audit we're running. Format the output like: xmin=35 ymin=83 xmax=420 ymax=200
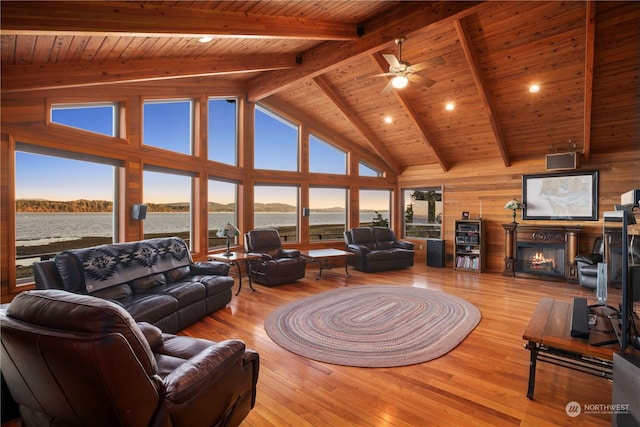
xmin=208 ymin=98 xmax=238 ymax=165
xmin=143 ymin=168 xmax=193 ymax=244
xmin=359 ymin=189 xmax=391 ymax=227
xmin=254 ymin=185 xmax=299 ymax=242
xmin=51 ymin=102 xmax=118 ymax=137
xmin=309 ymin=134 xmax=346 ymax=174
xmin=403 ymin=187 xmax=442 ymax=238
xmin=208 ymin=179 xmax=239 ymax=249
xmin=14 ymin=146 xmax=117 ymax=282
xmin=254 ymin=105 xmax=298 ymax=171
xmin=309 ymin=187 xmax=346 ymax=241
xmin=143 ymin=99 xmax=193 ymax=155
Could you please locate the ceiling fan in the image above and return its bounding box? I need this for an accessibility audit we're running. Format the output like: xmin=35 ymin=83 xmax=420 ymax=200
xmin=371 ymin=37 xmax=444 ymax=92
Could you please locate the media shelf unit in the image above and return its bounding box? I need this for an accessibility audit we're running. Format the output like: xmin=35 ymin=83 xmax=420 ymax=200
xmin=454 ymin=219 xmax=486 ymax=272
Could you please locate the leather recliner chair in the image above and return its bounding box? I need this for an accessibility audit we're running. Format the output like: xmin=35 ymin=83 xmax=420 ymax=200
xmin=575 ymin=237 xmax=604 ymax=289
xmin=1 ymin=289 xmax=259 ymax=427
xmin=244 ymin=229 xmax=306 ymax=286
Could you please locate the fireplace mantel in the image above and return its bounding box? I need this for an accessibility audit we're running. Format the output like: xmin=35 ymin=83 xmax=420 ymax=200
xmin=502 ymin=224 xmax=582 ymax=282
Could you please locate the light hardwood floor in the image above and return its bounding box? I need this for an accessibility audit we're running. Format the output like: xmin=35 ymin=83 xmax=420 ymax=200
xmin=183 ymin=263 xmax=622 ymax=427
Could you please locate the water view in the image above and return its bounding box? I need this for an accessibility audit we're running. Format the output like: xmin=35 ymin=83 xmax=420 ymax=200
xmin=16 ymin=211 xmax=387 ymax=246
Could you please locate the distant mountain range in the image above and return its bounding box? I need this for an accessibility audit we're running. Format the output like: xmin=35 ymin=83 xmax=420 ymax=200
xmin=15 ymin=199 xmax=346 ymax=213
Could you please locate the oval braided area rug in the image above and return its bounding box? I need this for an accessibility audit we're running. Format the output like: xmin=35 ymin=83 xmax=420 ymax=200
xmin=264 ymin=285 xmax=481 ymax=367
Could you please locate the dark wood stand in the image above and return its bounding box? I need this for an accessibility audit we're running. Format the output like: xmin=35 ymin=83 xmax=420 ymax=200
xmin=522 ymin=297 xmax=619 ymax=399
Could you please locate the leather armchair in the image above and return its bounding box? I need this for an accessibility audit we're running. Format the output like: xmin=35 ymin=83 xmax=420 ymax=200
xmin=1 ymin=289 xmax=259 ymax=427
xmin=244 ymin=229 xmax=306 ymax=286
xmin=575 ymin=237 xmax=604 ymax=289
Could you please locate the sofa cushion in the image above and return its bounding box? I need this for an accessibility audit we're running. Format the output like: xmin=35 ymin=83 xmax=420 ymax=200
xmin=131 ymin=273 xmax=167 ymax=293
xmin=165 ymin=266 xmax=191 ymax=283
xmin=350 ymin=227 xmax=377 ymax=250
xmin=117 ymin=294 xmax=179 ymax=325
xmin=90 ymin=283 xmax=133 ymax=300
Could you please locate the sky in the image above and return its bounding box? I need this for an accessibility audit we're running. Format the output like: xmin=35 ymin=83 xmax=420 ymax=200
xmin=15 ymin=101 xmax=389 ymax=209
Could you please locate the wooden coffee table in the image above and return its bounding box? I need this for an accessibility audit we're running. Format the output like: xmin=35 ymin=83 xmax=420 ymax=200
xmin=300 ymin=249 xmax=355 ymax=280
xmin=208 ymin=252 xmax=261 ymax=295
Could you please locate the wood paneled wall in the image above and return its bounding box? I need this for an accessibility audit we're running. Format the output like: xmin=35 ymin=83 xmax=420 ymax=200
xmin=399 ymin=153 xmax=640 ymax=272
xmin=1 ymin=79 xmax=638 ymax=301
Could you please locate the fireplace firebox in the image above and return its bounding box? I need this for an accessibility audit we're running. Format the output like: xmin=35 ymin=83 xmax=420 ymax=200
xmin=503 ymin=224 xmax=581 ymax=282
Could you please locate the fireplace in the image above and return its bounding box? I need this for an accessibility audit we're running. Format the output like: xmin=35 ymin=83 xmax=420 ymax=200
xmin=516 ymin=242 xmax=564 ymax=278
xmin=503 ymin=224 xmax=581 ymax=282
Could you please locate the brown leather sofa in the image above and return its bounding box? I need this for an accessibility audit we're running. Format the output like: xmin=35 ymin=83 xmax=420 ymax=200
xmin=32 ymin=237 xmax=234 ymax=333
xmin=1 ymin=289 xmax=259 ymax=427
xmin=344 ymin=227 xmax=415 ymax=272
xmin=244 ymin=229 xmax=306 ymax=286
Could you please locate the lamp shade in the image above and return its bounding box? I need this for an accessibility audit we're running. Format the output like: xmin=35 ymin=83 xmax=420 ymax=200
xmin=504 ymin=199 xmax=525 ymax=210
xmin=216 ymin=223 xmax=240 ymax=238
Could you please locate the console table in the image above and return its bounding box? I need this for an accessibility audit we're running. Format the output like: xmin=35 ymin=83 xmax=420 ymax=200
xmin=522 ymin=297 xmax=618 ymax=399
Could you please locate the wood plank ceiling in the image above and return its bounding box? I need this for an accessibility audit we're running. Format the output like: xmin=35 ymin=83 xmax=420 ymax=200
xmin=2 ymin=1 xmax=638 ymax=174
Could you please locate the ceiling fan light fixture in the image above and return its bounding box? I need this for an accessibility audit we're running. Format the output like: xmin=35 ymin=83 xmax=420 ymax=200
xmin=391 ymin=74 xmax=408 ymax=89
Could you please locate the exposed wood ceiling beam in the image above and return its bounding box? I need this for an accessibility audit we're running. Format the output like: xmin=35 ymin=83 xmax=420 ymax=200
xmin=454 ymin=18 xmax=511 ymax=167
xmin=0 ymin=1 xmax=359 ymax=40
xmin=247 ymin=2 xmax=482 ymax=102
xmin=371 ymin=54 xmax=450 ymax=172
xmin=583 ymin=1 xmax=596 ymax=163
xmin=312 ymin=75 xmax=402 ymax=175
xmin=1 ymin=55 xmax=297 ymax=93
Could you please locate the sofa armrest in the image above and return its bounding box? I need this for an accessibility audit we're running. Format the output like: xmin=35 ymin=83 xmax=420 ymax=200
xmin=280 ymin=249 xmax=300 ymax=258
xmin=347 ymin=244 xmax=370 ymax=254
xmin=575 ymin=253 xmax=603 ymax=265
xmin=190 ymin=261 xmax=230 ymax=276
xmin=394 ymin=240 xmax=414 ymax=250
xmin=162 ymin=339 xmax=246 ymax=403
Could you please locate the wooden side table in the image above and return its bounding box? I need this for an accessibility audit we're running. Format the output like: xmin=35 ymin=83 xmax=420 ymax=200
xmin=522 ymin=297 xmax=618 ymax=399
xmin=208 ymin=252 xmax=261 ymax=295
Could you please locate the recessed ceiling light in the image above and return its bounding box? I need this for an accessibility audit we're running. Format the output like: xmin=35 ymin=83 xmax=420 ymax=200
xmin=445 ymin=102 xmax=455 ymax=111
xmin=384 ymin=116 xmax=393 ymax=124
xmin=198 ymin=36 xmax=213 ymax=43
xmin=529 ymin=84 xmax=540 ymax=93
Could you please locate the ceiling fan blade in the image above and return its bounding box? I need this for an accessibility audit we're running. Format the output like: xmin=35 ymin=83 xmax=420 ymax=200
xmin=356 ymin=72 xmax=393 ymax=81
xmin=382 ymin=53 xmax=401 ymax=68
xmin=408 ymin=73 xmax=436 ymax=88
xmin=410 ymin=56 xmax=445 ymax=73
xmin=381 ymin=79 xmax=395 ymax=94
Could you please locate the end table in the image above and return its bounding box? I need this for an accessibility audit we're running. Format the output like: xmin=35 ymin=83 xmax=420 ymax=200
xmin=208 ymin=252 xmax=260 ymax=295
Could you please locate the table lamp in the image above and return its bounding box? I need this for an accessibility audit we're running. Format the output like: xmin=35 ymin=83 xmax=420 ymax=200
xmin=217 ymin=223 xmax=240 ymax=256
xmin=504 ymin=199 xmax=525 ymax=224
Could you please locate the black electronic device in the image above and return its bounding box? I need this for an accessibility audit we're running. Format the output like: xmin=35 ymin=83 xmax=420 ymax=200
xmin=571 ymin=297 xmax=589 ymax=338
xmin=131 ymin=203 xmax=147 ymax=220
xmin=604 ymin=210 xmax=639 ymax=350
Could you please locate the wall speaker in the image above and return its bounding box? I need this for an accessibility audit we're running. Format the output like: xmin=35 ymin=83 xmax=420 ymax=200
xmin=131 ymin=204 xmax=147 ymax=220
xmin=545 ymin=152 xmax=580 ymax=171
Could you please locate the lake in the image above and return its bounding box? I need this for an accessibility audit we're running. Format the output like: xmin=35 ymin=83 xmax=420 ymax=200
xmin=16 ymin=211 xmax=388 ymax=246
